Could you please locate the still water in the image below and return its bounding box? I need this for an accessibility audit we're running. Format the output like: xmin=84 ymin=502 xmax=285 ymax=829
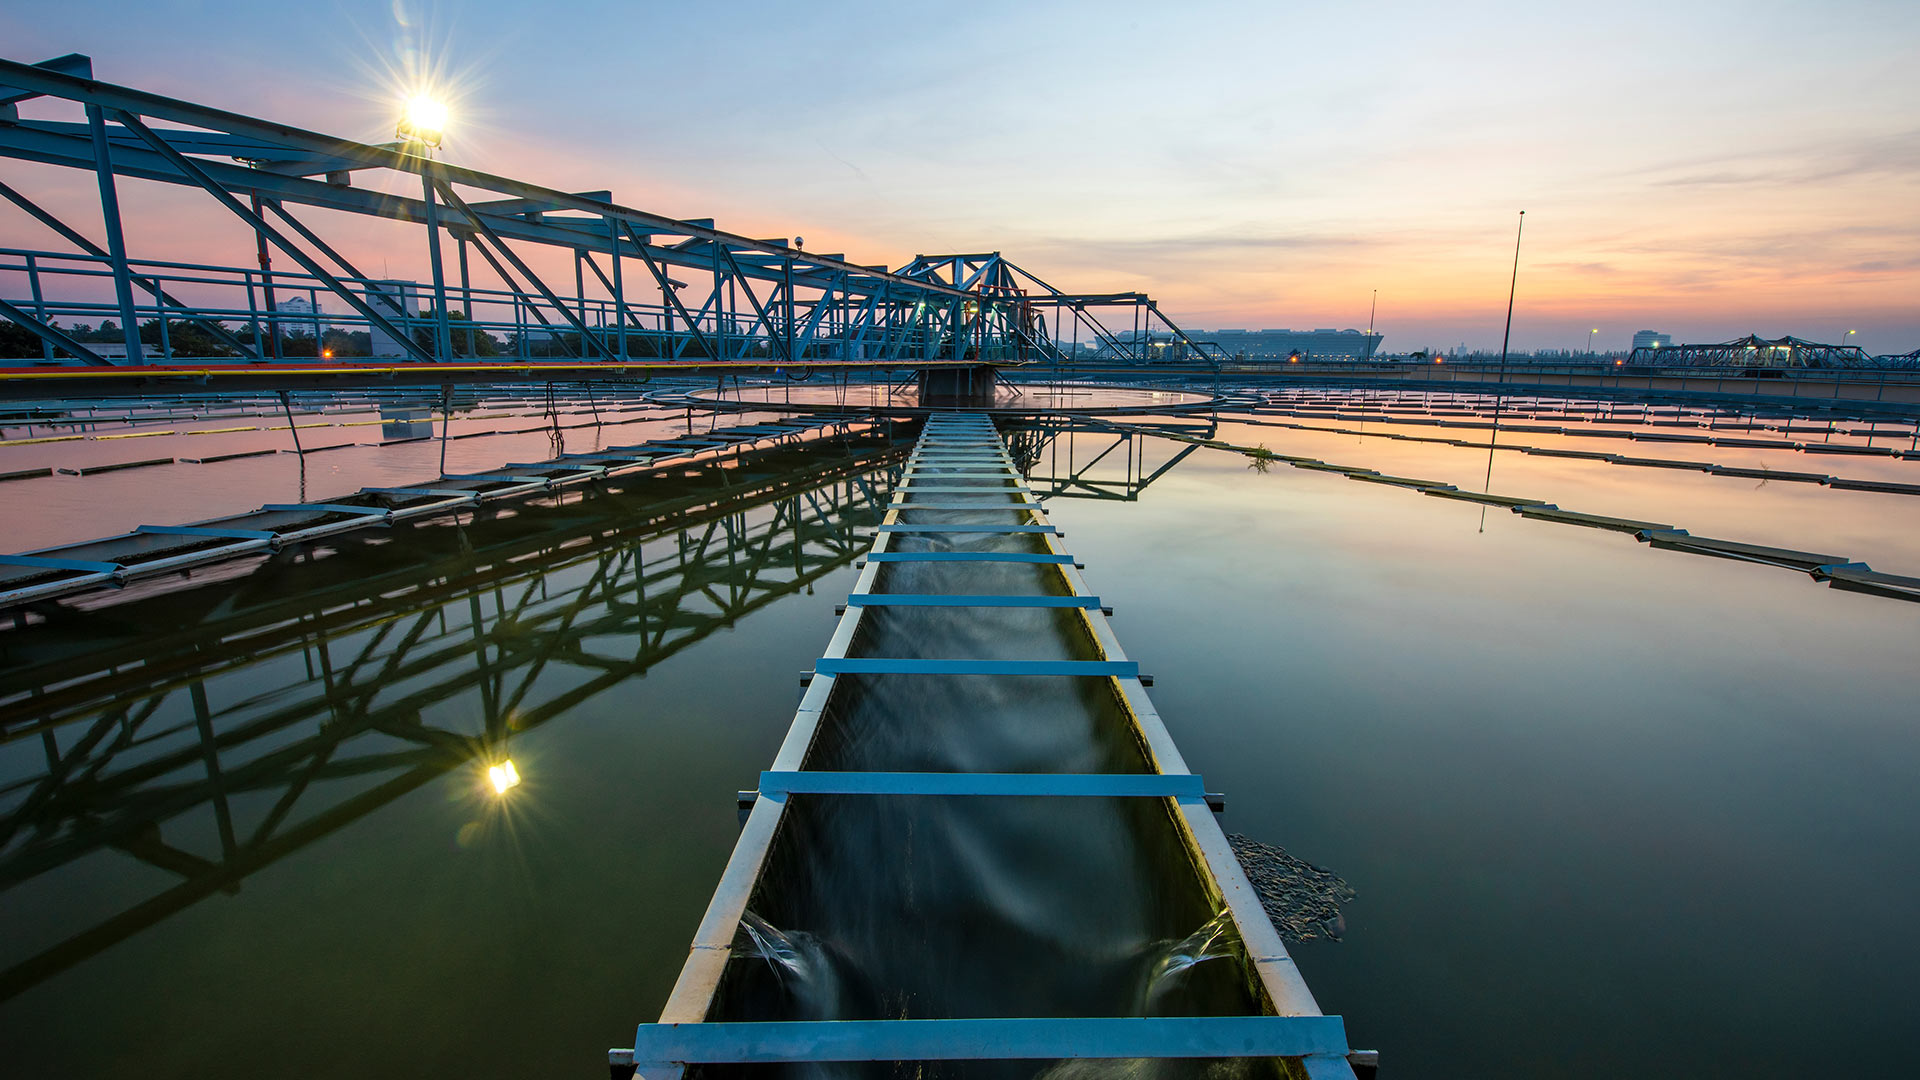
xmin=1 ymin=390 xmax=1916 ymax=1078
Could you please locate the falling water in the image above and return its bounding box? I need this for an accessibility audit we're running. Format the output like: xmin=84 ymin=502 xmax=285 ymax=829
xmin=736 ymin=910 xmax=850 ymax=1021
xmin=1139 ymin=910 xmax=1240 ymax=1014
xmin=739 ymin=911 xmax=807 ymax=981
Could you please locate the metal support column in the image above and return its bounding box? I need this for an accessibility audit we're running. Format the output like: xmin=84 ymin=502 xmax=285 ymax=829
xmin=84 ymin=103 xmax=141 ymax=363
xmin=421 ymin=171 xmax=455 ymax=361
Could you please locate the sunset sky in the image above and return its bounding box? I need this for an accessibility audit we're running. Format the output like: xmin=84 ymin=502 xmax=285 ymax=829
xmin=5 ymin=0 xmax=1917 ymax=354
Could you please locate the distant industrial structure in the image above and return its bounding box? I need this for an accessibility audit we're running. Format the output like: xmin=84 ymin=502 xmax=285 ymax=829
xmin=1625 ymin=334 xmax=1888 ymax=369
xmin=1209 ymin=328 xmax=1383 ymax=360
xmin=1084 ymin=328 xmax=1383 ymax=362
xmin=1631 ymin=330 xmax=1673 ymax=351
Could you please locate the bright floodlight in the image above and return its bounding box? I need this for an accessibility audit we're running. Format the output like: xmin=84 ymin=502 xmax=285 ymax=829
xmin=398 ymin=94 xmax=449 ymax=147
xmin=487 ymin=760 xmax=520 ymax=794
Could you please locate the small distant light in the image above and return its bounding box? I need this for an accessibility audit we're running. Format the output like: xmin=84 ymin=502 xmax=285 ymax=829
xmin=488 ymin=760 xmax=521 ymax=794
xmin=322 ymin=348 xmax=333 ymax=358
xmin=1616 ymin=359 xmax=1624 ymax=366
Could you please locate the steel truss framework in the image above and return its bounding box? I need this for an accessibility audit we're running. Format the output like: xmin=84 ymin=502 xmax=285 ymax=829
xmin=1627 ymin=334 xmax=1891 ymax=370
xmin=895 ymin=253 xmax=1231 ymax=368
xmin=0 ymin=435 xmax=905 ymax=1002
xmin=0 ymin=54 xmax=1215 ymax=383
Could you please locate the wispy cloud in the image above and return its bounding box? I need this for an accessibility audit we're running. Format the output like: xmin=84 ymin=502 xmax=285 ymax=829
xmin=1640 ymin=128 xmax=1920 ymax=189
xmin=1025 ymin=230 xmax=1384 ymax=263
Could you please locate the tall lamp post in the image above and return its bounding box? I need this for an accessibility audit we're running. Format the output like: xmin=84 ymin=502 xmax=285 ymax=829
xmin=1496 ymin=211 xmax=1524 ymax=384
xmin=1588 ymin=327 xmax=1599 ymax=359
xmin=1367 ymin=288 xmax=1378 ymax=359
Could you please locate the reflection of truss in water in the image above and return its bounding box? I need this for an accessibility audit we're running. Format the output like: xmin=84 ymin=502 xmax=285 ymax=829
xmin=0 ymin=437 xmax=904 ymax=1000
xmin=1005 ymin=415 xmax=1216 ymax=501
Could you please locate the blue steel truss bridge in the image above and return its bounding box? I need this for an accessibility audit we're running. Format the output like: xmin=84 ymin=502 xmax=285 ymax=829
xmin=0 ymin=54 xmax=1230 ymax=403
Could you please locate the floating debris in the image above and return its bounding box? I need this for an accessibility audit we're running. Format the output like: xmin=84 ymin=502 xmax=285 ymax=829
xmin=1227 ymin=833 xmax=1355 ymax=942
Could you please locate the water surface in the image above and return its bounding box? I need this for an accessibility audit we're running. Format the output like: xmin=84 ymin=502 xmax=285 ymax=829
xmin=2 ymin=389 xmax=1916 ymax=1079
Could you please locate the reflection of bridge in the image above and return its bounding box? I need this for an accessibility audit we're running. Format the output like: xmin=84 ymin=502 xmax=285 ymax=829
xmin=1007 ymin=416 xmax=1217 ymax=502
xmin=0 ymin=434 xmax=904 ymax=1000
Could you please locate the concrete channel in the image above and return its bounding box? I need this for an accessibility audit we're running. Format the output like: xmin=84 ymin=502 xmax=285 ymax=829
xmin=618 ymin=414 xmax=1362 ymax=1079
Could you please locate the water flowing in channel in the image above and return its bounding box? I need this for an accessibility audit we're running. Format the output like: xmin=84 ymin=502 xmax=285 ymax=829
xmin=701 ymin=458 xmax=1287 ymax=1079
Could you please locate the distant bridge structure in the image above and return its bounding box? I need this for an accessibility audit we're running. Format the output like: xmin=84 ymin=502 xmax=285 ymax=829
xmin=0 ymin=54 xmax=1224 ymax=400
xmin=1627 ymin=334 xmax=1897 ymax=370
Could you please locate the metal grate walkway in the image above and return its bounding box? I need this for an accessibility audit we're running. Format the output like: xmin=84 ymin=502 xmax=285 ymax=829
xmin=617 ymin=413 xmax=1359 ymax=1079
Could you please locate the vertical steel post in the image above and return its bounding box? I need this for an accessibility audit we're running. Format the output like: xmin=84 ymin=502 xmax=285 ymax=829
xmin=784 ymin=258 xmax=796 ymax=362
xmin=660 ymin=248 xmax=677 ymax=355
xmin=574 ymin=247 xmax=588 ymax=351
xmin=249 ymin=192 xmax=283 ymax=360
xmin=608 ymin=219 xmax=628 ymax=360
xmin=457 ymin=236 xmax=473 ymax=356
xmin=85 ymin=103 xmax=142 ymax=363
xmin=712 ymin=247 xmax=727 ymax=361
xmin=25 ymin=253 xmax=55 ymax=362
xmin=420 ymin=172 xmax=455 ymax=360
xmin=244 ymin=269 xmax=262 ymax=355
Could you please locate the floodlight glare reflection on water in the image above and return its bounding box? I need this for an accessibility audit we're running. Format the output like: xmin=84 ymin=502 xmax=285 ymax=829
xmin=488 ymin=760 xmax=521 ymax=794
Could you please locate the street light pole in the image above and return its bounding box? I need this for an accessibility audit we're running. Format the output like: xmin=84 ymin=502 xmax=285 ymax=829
xmin=1367 ymin=288 xmax=1377 ymax=359
xmin=1483 ymin=211 xmax=1526 ymax=506
xmin=1496 ymin=211 xmax=1525 ymax=384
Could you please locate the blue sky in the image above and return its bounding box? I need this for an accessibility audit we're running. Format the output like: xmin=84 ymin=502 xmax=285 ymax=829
xmin=5 ymin=0 xmax=1918 ymax=352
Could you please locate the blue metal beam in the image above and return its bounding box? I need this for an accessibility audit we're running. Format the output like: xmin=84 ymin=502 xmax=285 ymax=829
xmin=757 ymin=772 xmax=1205 ymax=797
xmin=845 ymin=594 xmax=1095 ymax=608
xmin=813 ymin=659 xmax=1138 ymax=677
xmin=629 ymin=1016 xmax=1351 ymax=1063
xmin=876 ymin=524 xmax=1056 ymax=534
xmin=864 ymin=552 xmax=1070 ymax=564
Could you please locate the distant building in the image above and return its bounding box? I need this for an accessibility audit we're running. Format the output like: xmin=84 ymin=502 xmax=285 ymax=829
xmin=365 ymin=281 xmax=418 ymax=357
xmin=1632 ymin=330 xmax=1672 ymax=351
xmin=277 ymin=296 xmax=325 ymax=324
xmin=1200 ymin=328 xmax=1384 ymax=360
xmin=1080 ymin=326 xmax=1383 ymax=362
